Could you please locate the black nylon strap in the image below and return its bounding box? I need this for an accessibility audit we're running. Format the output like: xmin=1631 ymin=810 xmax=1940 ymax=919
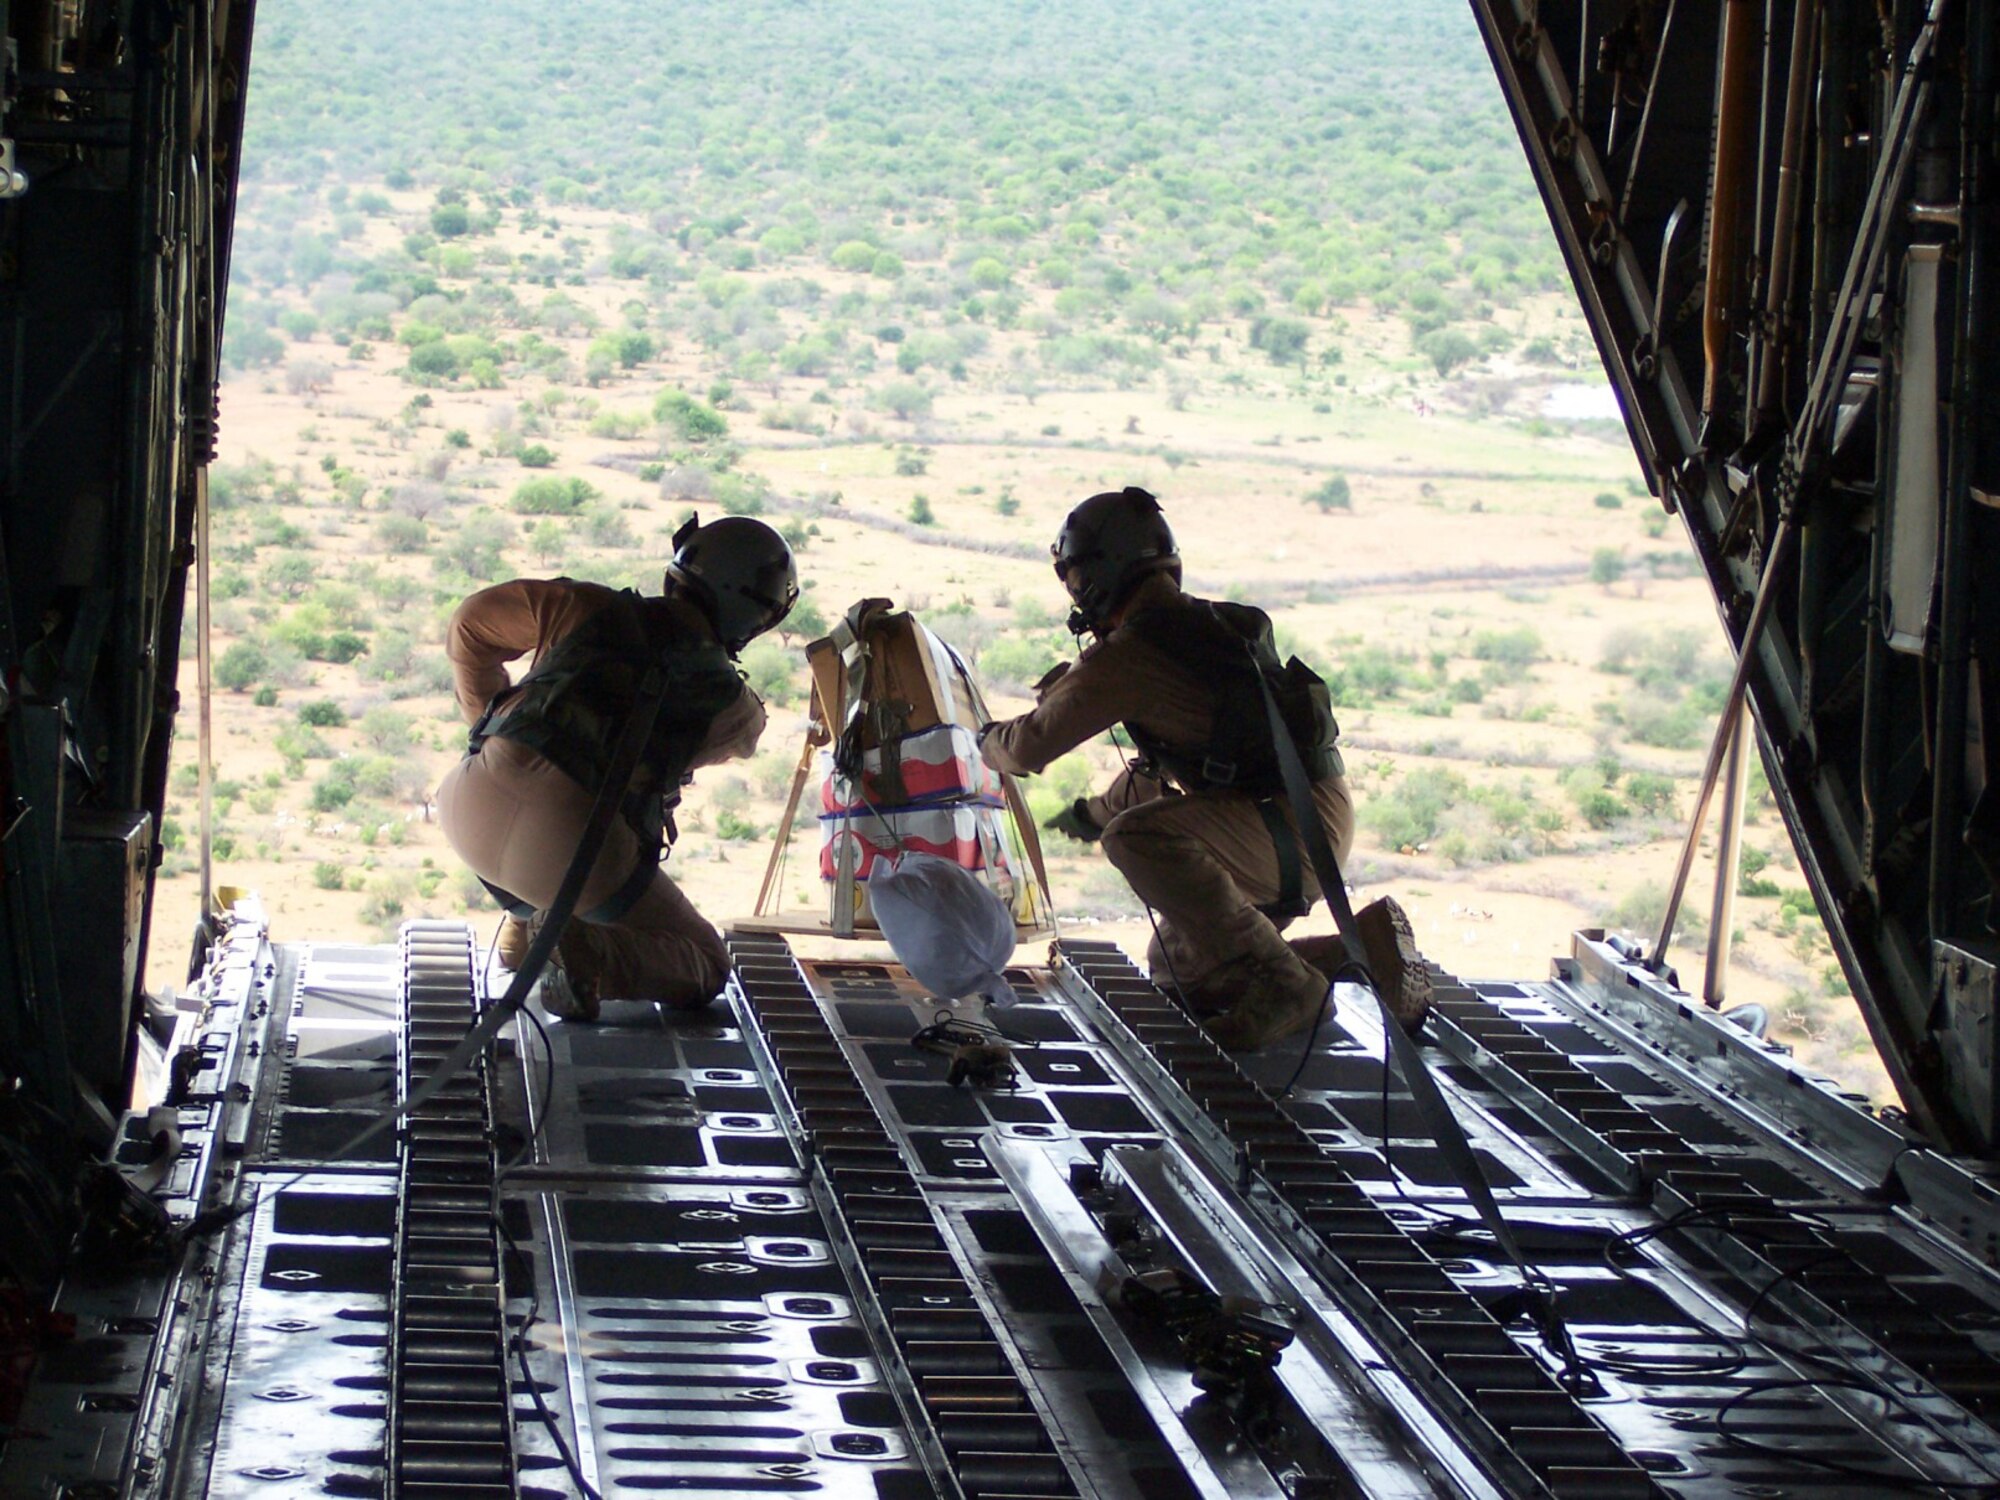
xmin=1254 ymin=666 xmax=1550 ymax=1298
xmin=1253 ymin=796 xmax=1309 ymax=921
xmin=580 ymin=847 xmax=658 ymax=926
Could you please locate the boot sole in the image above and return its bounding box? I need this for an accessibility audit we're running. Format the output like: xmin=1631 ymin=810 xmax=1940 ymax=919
xmin=495 ymin=916 xmax=531 ymax=972
xmin=1356 ymin=897 xmax=1431 ymax=1036
xmin=520 ymin=911 xmax=606 ymax=1022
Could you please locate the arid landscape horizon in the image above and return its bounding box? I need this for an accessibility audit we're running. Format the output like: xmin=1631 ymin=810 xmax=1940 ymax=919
xmin=153 ymin=0 xmax=1889 ymax=1105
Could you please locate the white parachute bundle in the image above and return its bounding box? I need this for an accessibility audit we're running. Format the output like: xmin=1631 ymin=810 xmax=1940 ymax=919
xmin=867 ymin=852 xmax=1020 ymax=1009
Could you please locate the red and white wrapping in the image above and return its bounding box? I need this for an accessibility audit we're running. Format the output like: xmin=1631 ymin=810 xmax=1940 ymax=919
xmin=820 ymin=725 xmax=1001 ymax=814
xmin=820 ymin=800 xmax=1023 ymax=929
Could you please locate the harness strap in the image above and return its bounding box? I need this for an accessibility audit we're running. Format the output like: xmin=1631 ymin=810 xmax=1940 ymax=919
xmin=580 ymin=847 xmax=657 ymax=926
xmin=1252 ymin=796 xmax=1310 ymax=921
xmin=478 ymin=876 xmax=536 ymax=921
xmin=466 ymin=683 xmax=522 ymax=755
xmin=830 ymin=598 xmax=886 ymax=780
xmin=1254 ymin=656 xmax=1560 ymax=1319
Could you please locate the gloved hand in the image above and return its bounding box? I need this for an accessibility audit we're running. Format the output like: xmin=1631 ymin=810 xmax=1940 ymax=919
xmin=1045 ymin=797 xmax=1102 ymax=844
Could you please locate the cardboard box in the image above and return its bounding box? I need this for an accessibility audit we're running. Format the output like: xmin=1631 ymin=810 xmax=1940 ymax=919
xmin=807 ymin=602 xmax=991 ymax=750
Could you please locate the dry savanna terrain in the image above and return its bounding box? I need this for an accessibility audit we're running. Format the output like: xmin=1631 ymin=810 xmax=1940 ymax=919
xmin=151 ymin=0 xmax=1888 ymax=1104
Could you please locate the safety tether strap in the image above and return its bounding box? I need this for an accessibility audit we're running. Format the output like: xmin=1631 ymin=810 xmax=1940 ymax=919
xmin=580 ymin=847 xmax=658 ymax=926
xmin=311 ymin=662 xmax=672 ymax=1167
xmin=1252 ymin=796 xmax=1307 ymax=921
xmin=828 ymin=601 xmax=886 ymax=937
xmin=1254 ymin=663 xmax=1553 ymax=1306
xmin=829 ymin=598 xmax=887 ymax=780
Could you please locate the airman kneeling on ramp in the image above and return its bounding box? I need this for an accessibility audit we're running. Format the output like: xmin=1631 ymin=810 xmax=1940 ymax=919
xmin=977 ymin=487 xmax=1431 ymax=1049
xmin=437 ymin=517 xmax=798 ymax=1022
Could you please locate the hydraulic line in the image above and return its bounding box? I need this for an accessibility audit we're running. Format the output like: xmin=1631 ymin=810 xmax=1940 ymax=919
xmin=196 ymin=464 xmax=213 ymax=921
xmin=1755 ymin=0 xmax=1821 ymax=418
xmin=1704 ymin=0 xmax=1761 ymax=418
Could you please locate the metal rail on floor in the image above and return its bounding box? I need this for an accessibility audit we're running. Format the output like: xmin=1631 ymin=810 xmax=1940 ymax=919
xmin=727 ymin=931 xmax=1083 ymax=1500
xmin=1048 ymin=938 xmax=1662 ymax=1500
xmin=388 ymin=921 xmax=516 ymax=1498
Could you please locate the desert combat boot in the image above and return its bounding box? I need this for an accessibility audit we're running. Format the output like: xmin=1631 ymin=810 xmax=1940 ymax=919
xmin=1199 ymin=950 xmax=1333 ymax=1051
xmin=496 ymin=914 xmax=530 ymax=971
xmin=1288 ymin=896 xmax=1433 ymax=1036
xmin=525 ymin=910 xmax=603 ymax=1023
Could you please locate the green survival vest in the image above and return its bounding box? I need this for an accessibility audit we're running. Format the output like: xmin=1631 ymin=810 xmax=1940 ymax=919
xmin=1120 ymin=597 xmax=1341 ymax=797
xmin=470 ymin=590 xmax=744 ymax=846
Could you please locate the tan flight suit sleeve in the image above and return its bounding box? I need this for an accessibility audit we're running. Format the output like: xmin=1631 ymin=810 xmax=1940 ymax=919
xmin=977 ymin=636 xmax=1159 ymax=776
xmin=445 ymin=578 xmax=613 ymax=724
xmin=691 ymin=681 xmax=767 ymax=768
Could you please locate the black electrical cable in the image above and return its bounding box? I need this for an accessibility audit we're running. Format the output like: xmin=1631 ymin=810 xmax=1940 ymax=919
xmin=1372 ymin=1031 xmax=1457 ymax=1231
xmin=1283 ymin=957 xmax=1365 ymax=1097
xmin=1137 ymin=894 xmax=1194 ymax=1010
xmin=1619 ymin=1204 xmax=2000 ymax=1490
xmin=495 ymin=1207 xmax=603 ymax=1500
xmin=1738 ymin=1246 xmax=1852 ymax=1328
xmin=483 ymin=919 xmax=606 ymax=1500
xmin=1713 ymin=1374 xmax=2000 ymax=1493
xmin=510 ymin=1001 xmax=561 ymax=1172
xmin=1590 ymin=1206 xmax=1761 ymax=1377
xmin=483 ymin=917 xmax=560 ymax=1177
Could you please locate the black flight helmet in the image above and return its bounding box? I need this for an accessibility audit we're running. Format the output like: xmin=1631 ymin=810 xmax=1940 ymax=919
xmin=1051 ymin=486 xmax=1180 ymax=635
xmin=665 ymin=514 xmax=800 ymax=655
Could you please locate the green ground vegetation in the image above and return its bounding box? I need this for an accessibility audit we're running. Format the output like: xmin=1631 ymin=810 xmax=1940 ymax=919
xmin=156 ymin=0 xmax=1877 ymax=1098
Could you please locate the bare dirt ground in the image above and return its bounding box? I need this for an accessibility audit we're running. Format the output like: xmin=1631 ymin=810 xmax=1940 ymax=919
xmin=149 ymin=195 xmax=1889 ymax=1106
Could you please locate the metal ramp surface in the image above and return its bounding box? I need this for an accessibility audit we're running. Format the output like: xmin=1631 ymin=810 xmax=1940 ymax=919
xmin=20 ymin=911 xmax=2000 ymax=1497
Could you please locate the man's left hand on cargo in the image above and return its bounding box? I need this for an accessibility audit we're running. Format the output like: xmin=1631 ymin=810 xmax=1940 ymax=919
xmin=1045 ymin=797 xmax=1102 ymax=843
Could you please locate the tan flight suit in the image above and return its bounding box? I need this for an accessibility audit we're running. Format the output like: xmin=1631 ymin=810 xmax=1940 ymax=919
xmin=436 ymin=578 xmax=765 ymax=1008
xmin=978 ymin=573 xmax=1354 ymax=1004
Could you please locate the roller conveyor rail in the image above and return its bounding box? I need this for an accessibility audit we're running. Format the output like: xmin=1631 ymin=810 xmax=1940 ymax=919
xmin=726 ymin=931 xmax=1080 ymax=1500
xmin=20 ymin=913 xmax=2000 ymax=1497
xmin=1049 ymin=939 xmax=1663 ymax=1500
xmin=389 ymin=921 xmax=516 ymax=1497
